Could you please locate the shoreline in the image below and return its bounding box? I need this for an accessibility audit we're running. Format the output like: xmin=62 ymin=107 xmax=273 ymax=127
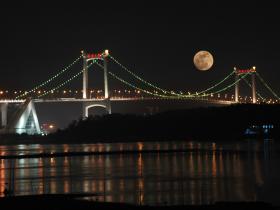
xmin=0 ymin=146 xmax=275 ymax=160
xmin=1 ymin=104 xmax=278 ymax=145
xmin=0 ymin=134 xmax=253 ymax=146
xmin=0 ymin=194 xmax=277 ymax=210
xmin=0 ymin=133 xmax=272 ymax=147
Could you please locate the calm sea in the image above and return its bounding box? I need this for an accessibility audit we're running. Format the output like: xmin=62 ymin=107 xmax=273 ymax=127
xmin=0 ymin=140 xmax=279 ymax=206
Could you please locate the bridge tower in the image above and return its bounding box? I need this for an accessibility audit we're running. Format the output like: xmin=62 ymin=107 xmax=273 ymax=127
xmin=81 ymin=50 xmax=111 ymax=118
xmin=0 ymin=103 xmax=8 ymax=127
xmin=234 ymin=66 xmax=257 ymax=103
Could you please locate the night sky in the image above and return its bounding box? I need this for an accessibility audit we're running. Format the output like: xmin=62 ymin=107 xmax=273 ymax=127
xmin=0 ymin=2 xmax=280 ymax=127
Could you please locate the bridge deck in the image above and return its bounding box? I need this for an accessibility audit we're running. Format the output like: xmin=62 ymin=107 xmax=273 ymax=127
xmin=0 ymin=97 xmax=235 ymax=105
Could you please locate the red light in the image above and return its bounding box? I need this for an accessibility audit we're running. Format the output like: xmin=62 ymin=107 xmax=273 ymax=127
xmin=86 ymin=52 xmax=104 ymax=59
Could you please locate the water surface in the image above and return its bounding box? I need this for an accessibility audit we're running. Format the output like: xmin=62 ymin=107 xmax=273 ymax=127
xmin=0 ymin=140 xmax=279 ymax=206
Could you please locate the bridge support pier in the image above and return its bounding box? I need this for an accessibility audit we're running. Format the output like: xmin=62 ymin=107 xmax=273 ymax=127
xmin=82 ymin=51 xmax=89 ymax=99
xmin=234 ymin=69 xmax=239 ymax=103
xmin=81 ymin=49 xmax=111 ymax=118
xmin=234 ymin=66 xmax=257 ymax=104
xmin=82 ymin=99 xmax=111 ymax=118
xmin=252 ymin=72 xmax=256 ymax=103
xmin=103 ymin=55 xmax=109 ymax=99
xmin=1 ymin=103 xmax=8 ymax=127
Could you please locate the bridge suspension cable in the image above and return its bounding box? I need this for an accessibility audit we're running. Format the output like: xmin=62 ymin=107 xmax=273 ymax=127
xmin=37 ymin=60 xmax=96 ymax=98
xmin=194 ymin=71 xmax=235 ymax=96
xmin=256 ymin=72 xmax=280 ymax=100
xmin=170 ymin=70 xmax=236 ymax=98
xmin=202 ymin=73 xmax=250 ymax=97
xmin=108 ymin=71 xmax=171 ymax=98
xmin=108 ymin=54 xmax=236 ymax=98
xmin=16 ymin=54 xmax=83 ymax=99
xmin=242 ymin=76 xmax=264 ymax=100
xmin=95 ymin=61 xmax=248 ymax=100
xmin=108 ymin=55 xmax=168 ymax=94
xmin=94 ymin=62 xmax=170 ymax=98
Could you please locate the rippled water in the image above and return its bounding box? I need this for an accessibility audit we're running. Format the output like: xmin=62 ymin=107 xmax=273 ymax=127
xmin=0 ymin=140 xmax=279 ymax=205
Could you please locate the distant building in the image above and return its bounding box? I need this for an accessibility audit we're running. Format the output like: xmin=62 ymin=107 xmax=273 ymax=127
xmin=245 ymin=124 xmax=274 ymax=138
xmin=41 ymin=123 xmax=56 ymax=135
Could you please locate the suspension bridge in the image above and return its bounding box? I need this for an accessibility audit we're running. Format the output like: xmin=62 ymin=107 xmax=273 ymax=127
xmin=0 ymin=50 xmax=279 ymax=135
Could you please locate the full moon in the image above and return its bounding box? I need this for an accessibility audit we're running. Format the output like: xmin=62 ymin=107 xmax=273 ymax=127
xmin=193 ymin=51 xmax=214 ymax=71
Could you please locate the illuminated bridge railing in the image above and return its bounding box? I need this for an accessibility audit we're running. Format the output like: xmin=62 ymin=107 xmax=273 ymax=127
xmin=0 ymin=99 xmax=25 ymax=103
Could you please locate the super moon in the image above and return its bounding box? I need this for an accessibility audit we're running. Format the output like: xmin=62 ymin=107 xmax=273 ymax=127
xmin=193 ymin=51 xmax=214 ymax=71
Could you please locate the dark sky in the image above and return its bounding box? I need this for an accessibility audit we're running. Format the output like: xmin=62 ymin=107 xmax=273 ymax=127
xmin=1 ymin=2 xmax=280 ymax=127
xmin=0 ymin=2 xmax=279 ymax=90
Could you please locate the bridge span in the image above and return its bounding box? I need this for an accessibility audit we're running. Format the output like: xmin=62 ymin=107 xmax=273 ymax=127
xmin=0 ymin=97 xmax=235 ymax=105
xmin=1 ymin=50 xmax=278 ymax=135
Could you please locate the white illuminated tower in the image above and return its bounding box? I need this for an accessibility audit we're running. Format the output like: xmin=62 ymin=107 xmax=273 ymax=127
xmin=234 ymin=66 xmax=257 ymax=103
xmin=251 ymin=66 xmax=256 ymax=103
xmin=82 ymin=50 xmax=109 ymax=99
xmin=82 ymin=50 xmax=88 ymax=99
xmin=0 ymin=103 xmax=7 ymax=127
xmin=103 ymin=50 xmax=109 ymax=99
xmin=234 ymin=67 xmax=239 ymax=102
xmin=81 ymin=50 xmax=111 ymax=118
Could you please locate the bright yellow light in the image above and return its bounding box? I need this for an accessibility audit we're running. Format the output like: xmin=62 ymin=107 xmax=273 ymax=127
xmin=49 ymin=125 xmax=54 ymax=129
xmin=252 ymin=66 xmax=256 ymax=70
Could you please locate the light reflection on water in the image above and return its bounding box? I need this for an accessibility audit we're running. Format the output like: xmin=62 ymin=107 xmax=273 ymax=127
xmin=0 ymin=140 xmax=279 ymax=206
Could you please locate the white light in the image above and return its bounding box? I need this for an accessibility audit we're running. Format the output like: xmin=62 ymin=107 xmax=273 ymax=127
xmin=104 ymin=49 xmax=109 ymax=56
